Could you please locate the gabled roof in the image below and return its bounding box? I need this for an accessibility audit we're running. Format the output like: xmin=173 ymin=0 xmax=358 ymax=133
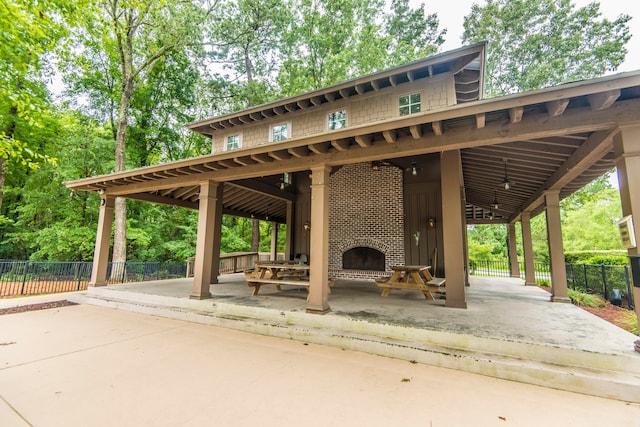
xmin=187 ymin=42 xmax=486 ymax=137
xmin=65 ymin=46 xmax=640 ymax=225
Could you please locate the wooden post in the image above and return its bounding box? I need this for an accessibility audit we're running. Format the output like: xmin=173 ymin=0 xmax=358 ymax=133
xmin=270 ymin=221 xmax=278 ymax=260
xmin=307 ymin=165 xmax=331 ymax=314
xmin=191 ymin=180 xmax=223 ymax=300
xmin=441 ymin=150 xmax=467 ymax=308
xmin=507 ymin=223 xmax=520 ymax=278
xmin=545 ymin=190 xmax=570 ymax=302
xmin=521 ymin=212 xmax=537 ymax=286
xmin=285 ymin=201 xmax=293 ymax=261
xmin=89 ymin=196 xmax=115 ymax=287
xmin=614 ymin=126 xmax=640 ymax=333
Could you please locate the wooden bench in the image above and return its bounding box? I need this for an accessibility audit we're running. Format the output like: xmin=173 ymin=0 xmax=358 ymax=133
xmin=247 ymin=278 xmax=310 ymax=296
xmin=427 ymin=278 xmax=446 ymax=287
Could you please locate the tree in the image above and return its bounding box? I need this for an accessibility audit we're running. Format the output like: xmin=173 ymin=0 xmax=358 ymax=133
xmin=462 ymin=0 xmax=631 ymax=96
xmin=0 ymin=0 xmax=82 ymax=215
xmin=277 ymin=0 xmax=444 ymax=95
xmin=67 ymin=0 xmax=216 ymax=265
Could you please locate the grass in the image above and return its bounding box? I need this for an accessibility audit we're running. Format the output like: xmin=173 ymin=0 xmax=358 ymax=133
xmin=567 ymin=289 xmax=606 ymax=308
xmin=617 ymin=310 xmax=639 ymax=335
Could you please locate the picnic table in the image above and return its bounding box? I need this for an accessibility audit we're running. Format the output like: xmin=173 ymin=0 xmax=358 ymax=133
xmin=375 ymin=265 xmax=445 ymax=300
xmin=245 ymin=262 xmax=310 ymax=296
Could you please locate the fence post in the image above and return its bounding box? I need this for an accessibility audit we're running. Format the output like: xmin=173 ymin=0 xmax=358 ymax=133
xmin=600 ymin=264 xmax=608 ymax=301
xmin=233 ymin=256 xmax=238 ymax=273
xmin=583 ymin=264 xmax=588 ymax=289
xmin=20 ymin=261 xmax=29 ymax=295
xmin=625 ymin=265 xmax=634 ymax=310
xmin=76 ymin=262 xmax=83 ymax=291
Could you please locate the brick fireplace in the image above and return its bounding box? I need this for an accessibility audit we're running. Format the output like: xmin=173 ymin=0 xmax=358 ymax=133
xmin=329 ymin=163 xmax=405 ymax=280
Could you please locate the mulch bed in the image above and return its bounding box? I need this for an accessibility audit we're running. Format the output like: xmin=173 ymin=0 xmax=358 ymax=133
xmin=538 ymin=284 xmax=634 ymax=332
xmin=0 ymin=300 xmax=78 ymax=316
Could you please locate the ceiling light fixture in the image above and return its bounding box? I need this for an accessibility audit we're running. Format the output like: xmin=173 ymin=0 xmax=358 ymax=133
xmin=502 ymin=159 xmax=512 ymax=190
xmin=406 ymin=160 xmax=422 ymax=176
xmin=492 ymin=190 xmax=499 ymax=210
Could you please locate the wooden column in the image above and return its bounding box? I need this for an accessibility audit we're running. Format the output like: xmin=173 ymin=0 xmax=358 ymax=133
xmin=441 ymin=150 xmax=467 ymax=308
xmin=89 ymin=195 xmax=115 ymax=287
xmin=191 ymin=180 xmax=223 ymax=300
xmin=285 ymin=201 xmax=293 ymax=261
xmin=521 ymin=212 xmax=537 ymax=286
xmin=507 ymin=223 xmax=520 ymax=278
xmin=307 ymin=165 xmax=331 ymax=314
xmin=545 ymin=190 xmax=570 ymax=302
xmin=614 ymin=126 xmax=640 ymax=329
xmin=270 ymin=221 xmax=278 ymax=260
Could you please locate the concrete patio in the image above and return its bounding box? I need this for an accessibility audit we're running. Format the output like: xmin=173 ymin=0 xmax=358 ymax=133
xmin=64 ymin=274 xmax=640 ymax=402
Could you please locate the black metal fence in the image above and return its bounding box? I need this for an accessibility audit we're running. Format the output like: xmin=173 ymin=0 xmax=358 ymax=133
xmin=469 ymin=258 xmax=634 ymax=309
xmin=0 ymin=260 xmax=186 ymax=297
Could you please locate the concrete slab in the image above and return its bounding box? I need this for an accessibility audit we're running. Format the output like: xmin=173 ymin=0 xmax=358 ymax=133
xmin=0 ymin=291 xmax=81 ymax=309
xmin=1 ymin=304 xmax=639 ymax=427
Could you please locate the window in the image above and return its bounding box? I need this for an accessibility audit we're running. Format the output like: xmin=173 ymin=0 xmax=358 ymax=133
xmin=399 ymin=93 xmax=421 ymax=116
xmin=271 ymin=123 xmax=289 ymax=142
xmin=226 ymin=134 xmax=241 ymax=151
xmin=328 ymin=110 xmax=347 ymax=130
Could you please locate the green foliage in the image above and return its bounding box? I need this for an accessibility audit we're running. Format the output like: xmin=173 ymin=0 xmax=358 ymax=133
xmin=537 ymin=278 xmax=550 ymax=286
xmin=462 ymin=0 xmax=631 ymax=96
xmin=564 ymin=251 xmax=628 ymax=265
xmin=467 ymin=224 xmax=508 ymax=260
xmin=568 ymin=289 xmax=606 ymax=308
xmin=617 ymin=310 xmax=638 ymax=335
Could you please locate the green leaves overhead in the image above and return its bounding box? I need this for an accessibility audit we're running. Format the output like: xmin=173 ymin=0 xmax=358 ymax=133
xmin=462 ymin=0 xmax=631 ymax=96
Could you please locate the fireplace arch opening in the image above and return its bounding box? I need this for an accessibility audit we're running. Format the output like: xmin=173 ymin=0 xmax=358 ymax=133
xmin=342 ymin=247 xmax=385 ymax=271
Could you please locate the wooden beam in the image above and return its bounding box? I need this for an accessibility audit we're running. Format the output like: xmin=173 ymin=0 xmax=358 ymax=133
xmin=409 ymin=125 xmax=422 ymax=139
xmin=284 ymin=103 xmax=297 ymax=113
xmin=354 ymin=135 xmax=372 ymax=147
xmin=355 ymin=84 xmax=365 ymax=95
xmin=249 ymin=112 xmax=262 ymax=121
xmin=288 ymin=146 xmax=308 ymax=158
xmin=475 ymin=113 xmax=486 ymax=129
xmin=269 ymin=150 xmax=292 ymax=161
xmin=324 ymin=92 xmax=336 ymax=102
xmin=126 ymin=192 xmax=198 ymax=210
xmin=308 ymin=142 xmax=330 ymax=154
xmin=371 ymin=80 xmax=380 ymax=91
xmin=331 ymin=139 xmax=350 ymax=151
xmin=173 ymin=185 xmax=200 ymax=199
xmin=229 ymin=117 xmax=242 ymax=126
xmin=238 ymin=116 xmax=250 ymax=123
xmin=250 ymin=153 xmax=272 ymax=163
xmin=546 ymin=99 xmax=570 ymax=117
xmin=310 ymin=96 xmax=323 ymax=106
xmin=509 ymin=107 xmax=524 ymax=124
xmin=588 ymin=89 xmax=620 ymax=111
xmin=228 ymin=180 xmax=296 ymax=202
xmin=274 ymin=106 xmax=286 ymax=115
xmin=339 ymin=89 xmax=350 ymax=99
xmin=432 ymin=121 xmax=443 ymax=136
xmin=233 ymin=156 xmax=256 ymax=166
xmin=217 ymin=160 xmax=236 ymax=169
xmin=261 ymin=110 xmax=274 ymax=118
xmin=407 ymin=70 xmax=415 ymax=82
xmin=382 ymin=130 xmax=397 ymax=143
xmin=513 ymin=128 xmax=618 ymax=220
xmin=389 ymin=75 xmax=397 ymax=86
xmin=297 ymin=99 xmax=311 ymax=109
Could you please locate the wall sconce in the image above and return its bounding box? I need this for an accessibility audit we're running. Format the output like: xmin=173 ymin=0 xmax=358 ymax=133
xmin=100 ymin=198 xmax=106 ymax=206
xmin=427 ymin=217 xmax=436 ymax=229
xmin=303 ymin=222 xmax=311 ymax=231
xmin=97 ymin=188 xmax=105 ymax=195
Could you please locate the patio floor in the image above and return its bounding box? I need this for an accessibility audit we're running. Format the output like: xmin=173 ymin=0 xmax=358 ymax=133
xmin=69 ymin=274 xmax=640 ymax=402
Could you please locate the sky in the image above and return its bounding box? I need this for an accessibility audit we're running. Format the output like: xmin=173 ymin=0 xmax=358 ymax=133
xmin=417 ymin=0 xmax=640 ymax=72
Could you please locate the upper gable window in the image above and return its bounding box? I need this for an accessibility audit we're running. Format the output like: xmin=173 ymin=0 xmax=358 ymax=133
xmin=399 ymin=93 xmax=421 ymax=116
xmin=226 ymin=134 xmax=241 ymax=151
xmin=271 ymin=123 xmax=289 ymax=142
xmin=328 ymin=110 xmax=347 ymax=130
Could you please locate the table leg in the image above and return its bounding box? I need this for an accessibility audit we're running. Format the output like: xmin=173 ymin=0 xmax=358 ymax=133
xmin=422 ymin=291 xmax=434 ymax=300
xmin=251 ymin=284 xmax=261 ymax=296
xmin=381 ymin=288 xmax=391 ymax=297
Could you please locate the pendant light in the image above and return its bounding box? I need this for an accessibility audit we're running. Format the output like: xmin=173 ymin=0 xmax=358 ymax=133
xmin=502 ymin=159 xmax=512 ymax=190
xmin=492 ymin=190 xmax=499 ymax=210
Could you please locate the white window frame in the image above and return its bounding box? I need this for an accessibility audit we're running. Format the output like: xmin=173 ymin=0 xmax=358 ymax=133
xmin=270 ymin=122 xmax=290 ymax=142
xmin=399 ymin=92 xmax=422 ymax=116
xmin=225 ymin=134 xmax=242 ymax=151
xmin=328 ymin=109 xmax=347 ymax=130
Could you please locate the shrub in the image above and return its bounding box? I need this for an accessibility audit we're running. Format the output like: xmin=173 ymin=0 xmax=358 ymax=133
xmin=568 ymin=289 xmax=606 ymax=308
xmin=583 ymin=255 xmax=629 ymax=266
xmin=537 ymin=278 xmax=550 ymax=286
xmin=565 ymin=250 xmax=627 ymax=264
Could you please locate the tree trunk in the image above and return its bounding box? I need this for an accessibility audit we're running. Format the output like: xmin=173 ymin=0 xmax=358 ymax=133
xmin=0 ymin=158 xmax=5 ymax=215
xmin=251 ymin=218 xmax=260 ymax=252
xmin=111 ymin=77 xmax=134 ymax=265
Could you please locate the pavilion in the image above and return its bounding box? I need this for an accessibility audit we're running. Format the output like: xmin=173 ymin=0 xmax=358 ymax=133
xmin=66 ymin=43 xmax=640 ymax=320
